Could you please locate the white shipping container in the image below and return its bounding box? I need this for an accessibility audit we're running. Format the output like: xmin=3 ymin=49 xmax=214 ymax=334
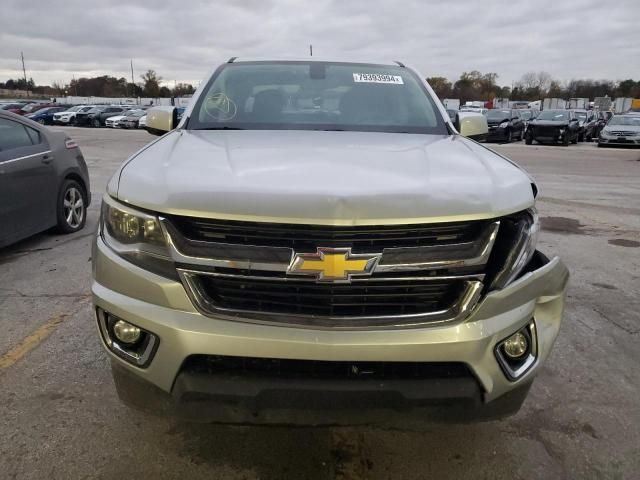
xmin=443 ymin=98 xmax=460 ymax=110
xmin=613 ymin=97 xmax=632 ymax=113
xmin=568 ymin=98 xmax=588 ymax=109
xmin=543 ymin=98 xmax=566 ymax=110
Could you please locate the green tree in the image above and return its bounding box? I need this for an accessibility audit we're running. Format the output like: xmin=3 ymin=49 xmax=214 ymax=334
xmin=426 ymin=77 xmax=452 ymax=99
xmin=140 ymin=69 xmax=162 ymax=97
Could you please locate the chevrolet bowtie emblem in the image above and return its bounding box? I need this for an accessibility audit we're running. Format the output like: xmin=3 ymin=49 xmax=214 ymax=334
xmin=288 ymin=248 xmax=380 ymax=283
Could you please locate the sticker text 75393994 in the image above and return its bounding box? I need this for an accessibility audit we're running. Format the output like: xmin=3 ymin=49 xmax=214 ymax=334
xmin=353 ymin=73 xmax=404 ymax=85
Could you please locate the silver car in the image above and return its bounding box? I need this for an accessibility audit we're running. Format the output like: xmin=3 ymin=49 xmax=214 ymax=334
xmin=598 ymin=114 xmax=640 ymax=147
xmin=0 ymin=111 xmax=90 ymax=248
xmin=92 ymin=58 xmax=568 ymax=425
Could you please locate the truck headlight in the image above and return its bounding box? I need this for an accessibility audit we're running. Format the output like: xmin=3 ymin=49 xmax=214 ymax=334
xmin=491 ymin=208 xmax=540 ymax=289
xmin=499 ymin=121 xmax=509 ymax=128
xmin=100 ymin=196 xmax=177 ymax=279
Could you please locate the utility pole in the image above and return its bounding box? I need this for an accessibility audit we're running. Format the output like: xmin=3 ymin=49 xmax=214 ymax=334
xmin=130 ymin=59 xmax=135 ymax=101
xmin=309 ymin=44 xmax=313 ymax=57
xmin=20 ymin=51 xmax=27 ymax=85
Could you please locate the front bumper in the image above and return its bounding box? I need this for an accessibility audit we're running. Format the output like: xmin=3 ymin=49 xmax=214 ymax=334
xmin=599 ymin=136 xmax=640 ymax=146
xmin=92 ymin=237 xmax=569 ymax=424
xmin=486 ymin=127 xmax=510 ymax=141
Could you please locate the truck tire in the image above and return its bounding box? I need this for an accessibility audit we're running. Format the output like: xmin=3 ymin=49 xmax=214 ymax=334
xmin=525 ymin=133 xmax=533 ymax=145
xmin=562 ymin=134 xmax=570 ymax=146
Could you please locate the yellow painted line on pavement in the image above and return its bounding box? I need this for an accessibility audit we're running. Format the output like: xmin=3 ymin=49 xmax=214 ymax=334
xmin=0 ymin=314 xmax=68 ymax=370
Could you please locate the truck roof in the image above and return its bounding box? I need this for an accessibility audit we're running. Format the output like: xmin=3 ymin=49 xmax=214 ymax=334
xmin=228 ymin=56 xmax=405 ymax=67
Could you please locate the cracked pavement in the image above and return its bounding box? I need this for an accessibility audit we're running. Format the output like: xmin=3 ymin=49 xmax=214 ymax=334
xmin=0 ymin=128 xmax=639 ymax=479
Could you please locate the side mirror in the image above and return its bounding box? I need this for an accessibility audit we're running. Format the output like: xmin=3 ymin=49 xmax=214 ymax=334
xmin=146 ymin=106 xmax=178 ymax=136
xmin=457 ymin=113 xmax=489 ymax=141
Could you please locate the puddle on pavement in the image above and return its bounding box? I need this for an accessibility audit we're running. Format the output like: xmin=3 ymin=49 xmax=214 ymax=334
xmin=540 ymin=217 xmax=584 ymax=234
xmin=608 ymin=239 xmax=640 ymax=248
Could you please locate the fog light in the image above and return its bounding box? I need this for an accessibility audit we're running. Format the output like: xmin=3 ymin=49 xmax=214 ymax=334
xmin=112 ymin=320 xmax=141 ymax=344
xmin=503 ymin=332 xmax=528 ymax=359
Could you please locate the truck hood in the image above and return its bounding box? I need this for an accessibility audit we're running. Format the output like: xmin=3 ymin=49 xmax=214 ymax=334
xmin=114 ymin=130 xmax=534 ymax=225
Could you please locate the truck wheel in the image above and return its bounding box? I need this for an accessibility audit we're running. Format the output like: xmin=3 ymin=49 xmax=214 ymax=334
xmin=525 ymin=133 xmax=533 ymax=145
xmin=562 ymin=134 xmax=570 ymax=146
xmin=571 ymin=134 xmax=578 ymax=144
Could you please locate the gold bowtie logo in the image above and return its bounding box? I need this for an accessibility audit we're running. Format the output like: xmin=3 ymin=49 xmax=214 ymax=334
xmin=288 ymin=248 xmax=379 ymax=282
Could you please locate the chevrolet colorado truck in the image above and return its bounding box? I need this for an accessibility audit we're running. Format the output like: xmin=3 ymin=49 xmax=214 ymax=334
xmin=91 ymin=58 xmax=568 ymax=426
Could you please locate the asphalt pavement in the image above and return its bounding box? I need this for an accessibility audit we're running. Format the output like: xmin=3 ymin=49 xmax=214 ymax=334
xmin=1 ymin=127 xmax=639 ymax=479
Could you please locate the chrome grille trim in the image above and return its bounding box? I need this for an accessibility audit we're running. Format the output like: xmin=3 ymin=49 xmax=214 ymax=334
xmin=161 ymin=218 xmax=499 ymax=274
xmin=178 ymin=268 xmax=483 ymax=330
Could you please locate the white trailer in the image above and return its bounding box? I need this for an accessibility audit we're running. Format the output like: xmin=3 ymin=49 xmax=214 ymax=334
xmin=443 ymin=98 xmax=460 ymax=111
xmin=568 ymin=98 xmax=589 ymax=109
xmin=543 ymin=98 xmax=566 ymax=110
xmin=613 ymin=97 xmax=632 ymax=113
xmin=493 ymin=98 xmax=510 ymax=109
xmin=593 ymin=97 xmax=612 ymax=112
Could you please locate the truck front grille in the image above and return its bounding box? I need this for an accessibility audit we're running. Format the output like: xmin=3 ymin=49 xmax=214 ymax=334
xmin=195 ymin=274 xmax=462 ymax=318
xmin=168 ymin=216 xmax=486 ymax=253
xmin=534 ymin=126 xmax=560 ymax=137
xmin=164 ymin=216 xmax=502 ymax=328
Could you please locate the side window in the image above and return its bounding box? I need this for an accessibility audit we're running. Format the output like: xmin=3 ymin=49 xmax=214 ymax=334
xmin=24 ymin=125 xmax=41 ymax=145
xmin=0 ymin=118 xmax=35 ymax=152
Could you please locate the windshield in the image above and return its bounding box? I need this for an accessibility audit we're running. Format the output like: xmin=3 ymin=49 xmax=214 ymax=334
xmin=519 ymin=111 xmax=533 ymax=120
xmin=574 ymin=111 xmax=587 ymax=120
xmin=65 ymin=106 xmax=83 ymax=112
xmin=486 ymin=110 xmax=510 ymax=119
xmin=537 ymin=110 xmax=569 ymax=121
xmin=608 ymin=116 xmax=640 ymax=126
xmin=188 ymin=61 xmax=446 ymax=134
xmin=21 ymin=104 xmax=41 ymax=112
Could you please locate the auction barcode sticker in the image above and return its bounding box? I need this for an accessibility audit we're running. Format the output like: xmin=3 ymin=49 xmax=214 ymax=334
xmin=353 ymin=73 xmax=404 ymax=84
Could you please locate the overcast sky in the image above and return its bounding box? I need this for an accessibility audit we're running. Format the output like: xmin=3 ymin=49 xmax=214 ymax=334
xmin=1 ymin=0 xmax=638 ymax=88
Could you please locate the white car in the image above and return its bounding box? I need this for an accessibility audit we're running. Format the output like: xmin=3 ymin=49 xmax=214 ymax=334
xmin=53 ymin=105 xmax=94 ymax=125
xmin=105 ymin=114 xmax=129 ymax=128
xmin=137 ymin=114 xmax=147 ymax=128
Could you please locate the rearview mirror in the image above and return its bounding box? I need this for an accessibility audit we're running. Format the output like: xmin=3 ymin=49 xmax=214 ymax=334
xmin=456 ymin=113 xmax=489 ymax=141
xmin=146 ymin=106 xmax=179 ymax=136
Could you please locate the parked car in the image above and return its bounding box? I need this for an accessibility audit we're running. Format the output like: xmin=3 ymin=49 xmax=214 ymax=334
xmin=53 ymin=105 xmax=94 ymax=125
xmin=86 ymin=106 xmax=131 ymax=127
xmin=26 ymin=106 xmax=68 ymax=125
xmin=525 ymin=109 xmax=580 ymax=146
xmin=0 ymin=102 xmax=29 ymax=113
xmin=598 ymin=114 xmax=640 ymax=147
xmin=484 ymin=109 xmax=524 ymax=142
xmin=93 ymin=58 xmax=568 ymax=426
xmin=572 ymin=109 xmax=597 ymax=142
xmin=18 ymin=103 xmax=55 ymax=116
xmin=594 ymin=111 xmax=614 ymax=138
xmin=0 ymin=110 xmax=90 ymax=248
xmin=137 ymin=114 xmax=147 ymax=129
xmin=105 ymin=114 xmax=128 ymax=128
xmin=75 ymin=106 xmax=106 ymax=126
xmin=119 ymin=110 xmax=147 ymax=129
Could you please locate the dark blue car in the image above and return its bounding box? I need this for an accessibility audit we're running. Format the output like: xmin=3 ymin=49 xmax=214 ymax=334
xmin=26 ymin=106 xmax=68 ymax=125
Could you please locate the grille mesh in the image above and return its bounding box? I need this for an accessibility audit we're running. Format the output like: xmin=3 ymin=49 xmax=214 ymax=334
xmin=195 ymin=275 xmax=463 ymax=317
xmin=168 ymin=216 xmax=487 ymax=253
